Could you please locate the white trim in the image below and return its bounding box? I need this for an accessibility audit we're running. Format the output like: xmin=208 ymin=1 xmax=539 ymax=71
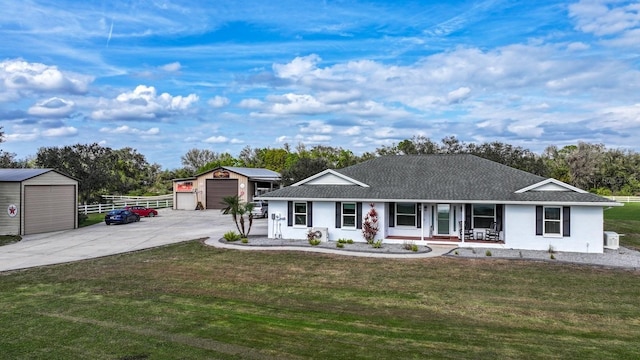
xmin=256 ymin=197 xmax=621 ymax=207
xmin=515 ymin=178 xmax=587 ymax=194
xmin=291 ymin=169 xmax=370 ymax=187
xmin=341 ymin=202 xmax=357 ymax=229
xmin=543 ymin=205 xmax=563 ymax=237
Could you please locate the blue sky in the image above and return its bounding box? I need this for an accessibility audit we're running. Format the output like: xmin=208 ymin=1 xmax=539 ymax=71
xmin=1 ymin=0 xmax=639 ymax=169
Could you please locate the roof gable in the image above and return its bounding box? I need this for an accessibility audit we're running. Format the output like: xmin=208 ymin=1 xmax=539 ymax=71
xmin=515 ymin=178 xmax=587 ymax=194
xmin=292 ymin=169 xmax=369 ymax=187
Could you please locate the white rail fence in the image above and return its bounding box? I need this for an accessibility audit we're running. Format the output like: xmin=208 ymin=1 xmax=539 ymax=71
xmin=78 ymin=195 xmax=173 ymax=214
xmin=606 ymin=196 xmax=640 ymax=203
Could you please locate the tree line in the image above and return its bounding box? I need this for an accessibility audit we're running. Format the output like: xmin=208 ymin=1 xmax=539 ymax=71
xmin=2 ymin=126 xmax=639 ymax=202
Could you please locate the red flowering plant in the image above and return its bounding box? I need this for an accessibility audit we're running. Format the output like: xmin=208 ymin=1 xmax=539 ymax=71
xmin=362 ymin=203 xmax=379 ymax=244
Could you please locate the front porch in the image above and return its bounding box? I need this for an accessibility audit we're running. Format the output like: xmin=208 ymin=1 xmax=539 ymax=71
xmin=385 ymin=235 xmax=505 ymax=246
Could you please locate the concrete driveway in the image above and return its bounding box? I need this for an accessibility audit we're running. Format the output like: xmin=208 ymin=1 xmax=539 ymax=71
xmin=0 ymin=209 xmax=267 ymax=272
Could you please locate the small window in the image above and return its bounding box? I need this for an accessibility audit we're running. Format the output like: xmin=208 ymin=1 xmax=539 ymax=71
xmin=473 ymin=204 xmax=495 ymax=229
xmin=544 ymin=206 xmax=562 ymax=236
xmin=294 ymin=202 xmax=307 ymax=226
xmin=396 ymin=203 xmax=416 ymax=226
xmin=342 ymin=202 xmax=356 ymax=228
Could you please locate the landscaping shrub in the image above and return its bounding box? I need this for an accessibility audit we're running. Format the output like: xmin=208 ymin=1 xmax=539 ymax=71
xmin=223 ymin=231 xmax=241 ymax=241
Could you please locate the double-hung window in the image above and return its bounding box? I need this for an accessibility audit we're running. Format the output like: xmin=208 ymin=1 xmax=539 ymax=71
xmin=473 ymin=204 xmax=495 ymax=228
xmin=543 ymin=206 xmax=562 ymax=236
xmin=294 ymin=202 xmax=307 ymax=226
xmin=396 ymin=203 xmax=416 ymax=226
xmin=342 ymin=202 xmax=356 ymax=228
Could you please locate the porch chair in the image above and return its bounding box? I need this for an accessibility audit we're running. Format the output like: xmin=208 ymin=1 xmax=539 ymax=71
xmin=459 ymin=221 xmax=474 ymax=241
xmin=485 ymin=222 xmax=500 ymax=241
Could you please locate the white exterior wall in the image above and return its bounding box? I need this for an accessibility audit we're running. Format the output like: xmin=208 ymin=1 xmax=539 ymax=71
xmin=268 ymin=200 xmax=387 ymax=243
xmin=504 ymin=204 xmax=604 ymax=253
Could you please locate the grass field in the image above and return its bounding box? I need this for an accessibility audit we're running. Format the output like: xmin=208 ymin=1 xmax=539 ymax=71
xmin=0 ymin=204 xmax=638 ymax=359
xmin=1 ymin=240 xmax=639 ymax=359
xmin=604 ymin=202 xmax=640 ymax=250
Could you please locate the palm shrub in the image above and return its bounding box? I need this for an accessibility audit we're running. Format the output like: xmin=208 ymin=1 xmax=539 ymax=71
xmin=220 ymin=195 xmax=255 ymax=237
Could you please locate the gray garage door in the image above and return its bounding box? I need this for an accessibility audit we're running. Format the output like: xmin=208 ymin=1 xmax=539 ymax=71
xmin=206 ymin=179 xmax=238 ymax=209
xmin=24 ymin=185 xmax=76 ymax=235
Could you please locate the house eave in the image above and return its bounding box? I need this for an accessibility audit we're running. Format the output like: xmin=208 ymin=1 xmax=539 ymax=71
xmin=254 ymin=196 xmax=622 ymax=207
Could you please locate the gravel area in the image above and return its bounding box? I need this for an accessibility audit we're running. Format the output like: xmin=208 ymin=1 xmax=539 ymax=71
xmin=449 ymin=246 xmax=640 ymax=270
xmin=220 ymin=237 xmax=433 ymax=254
xmin=222 ymin=236 xmax=640 ymax=270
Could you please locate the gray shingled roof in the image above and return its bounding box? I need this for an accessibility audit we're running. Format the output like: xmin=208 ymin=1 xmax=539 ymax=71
xmin=0 ymin=168 xmax=53 ymax=182
xmin=259 ymin=154 xmax=615 ymax=204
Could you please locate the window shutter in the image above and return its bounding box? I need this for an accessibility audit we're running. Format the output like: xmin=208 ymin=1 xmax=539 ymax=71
xmin=287 ymin=201 xmax=293 ymax=227
xmin=389 ymin=202 xmax=395 ymax=227
xmin=335 ymin=202 xmax=341 ymax=228
xmin=535 ymin=206 xmax=543 ymax=235
xmin=307 ymin=202 xmax=313 ymax=227
xmin=356 ymin=202 xmax=363 ymax=229
xmin=563 ymin=207 xmax=571 ymax=237
xmin=496 ymin=204 xmax=503 ymax=231
xmin=417 ymin=204 xmax=422 ymax=229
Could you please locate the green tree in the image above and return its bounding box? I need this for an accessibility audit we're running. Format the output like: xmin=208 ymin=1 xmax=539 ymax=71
xmin=0 ymin=126 xmax=18 ymax=168
xmin=280 ymin=157 xmax=329 ymax=186
xmin=36 ymin=143 xmax=118 ymax=203
xmin=196 ymin=152 xmax=239 ymax=173
xmin=181 ymin=148 xmax=218 ymax=171
xmin=220 ymin=195 xmax=255 ymax=237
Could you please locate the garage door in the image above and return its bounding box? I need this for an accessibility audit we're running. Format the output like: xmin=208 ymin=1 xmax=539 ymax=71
xmin=24 ymin=185 xmax=76 ymax=235
xmin=206 ymin=179 xmax=238 ymax=209
xmin=176 ymin=192 xmax=196 ymax=210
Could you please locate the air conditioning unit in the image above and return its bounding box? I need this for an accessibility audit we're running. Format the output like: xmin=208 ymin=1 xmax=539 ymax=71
xmin=311 ymin=227 xmax=329 ymax=242
xmin=603 ymin=231 xmax=619 ymax=250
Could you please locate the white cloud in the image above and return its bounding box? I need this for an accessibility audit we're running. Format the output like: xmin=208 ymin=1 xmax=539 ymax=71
xmin=208 ymin=95 xmax=230 ymax=108
xmin=0 ymin=59 xmax=93 ymax=99
xmin=446 ymin=87 xmax=471 ymax=104
xmin=273 ymin=54 xmax=321 ymax=80
xmin=269 ymin=93 xmax=332 ymax=115
xmin=91 ymin=85 xmax=198 ymax=121
xmin=204 ymin=135 xmax=228 ymax=143
xmin=569 ymin=0 xmax=640 ymax=37
xmin=99 ymin=125 xmax=160 ymax=135
xmin=238 ymin=98 xmax=263 ymax=109
xmin=160 ymin=62 xmax=181 ymax=72
xmin=27 ymin=97 xmax=75 ymax=117
xmin=42 ymin=126 xmax=78 ymax=137
xmin=299 ymin=120 xmax=333 ymax=134
xmin=342 ymin=126 xmax=362 ymax=136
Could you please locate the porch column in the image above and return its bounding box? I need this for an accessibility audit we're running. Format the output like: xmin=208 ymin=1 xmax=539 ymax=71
xmin=420 ymin=203 xmax=425 ymax=241
xmin=461 ymin=204 xmax=465 ymax=244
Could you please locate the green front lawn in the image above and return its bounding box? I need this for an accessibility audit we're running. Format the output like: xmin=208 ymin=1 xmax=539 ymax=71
xmin=604 ymin=202 xmax=640 ymax=250
xmin=1 ymin=241 xmax=639 ymax=359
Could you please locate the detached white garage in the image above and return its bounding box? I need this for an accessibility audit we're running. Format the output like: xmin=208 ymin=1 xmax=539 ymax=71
xmin=0 ymin=169 xmax=78 ymax=236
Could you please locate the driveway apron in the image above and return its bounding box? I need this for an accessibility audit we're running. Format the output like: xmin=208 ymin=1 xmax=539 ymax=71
xmin=0 ymin=209 xmax=238 ymax=272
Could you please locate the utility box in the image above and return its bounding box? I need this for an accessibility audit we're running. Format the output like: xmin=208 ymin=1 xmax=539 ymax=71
xmin=603 ymin=231 xmax=619 ymax=250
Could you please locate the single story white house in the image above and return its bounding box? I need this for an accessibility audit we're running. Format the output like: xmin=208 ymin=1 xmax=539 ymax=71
xmin=257 ymin=154 xmax=621 ymax=253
